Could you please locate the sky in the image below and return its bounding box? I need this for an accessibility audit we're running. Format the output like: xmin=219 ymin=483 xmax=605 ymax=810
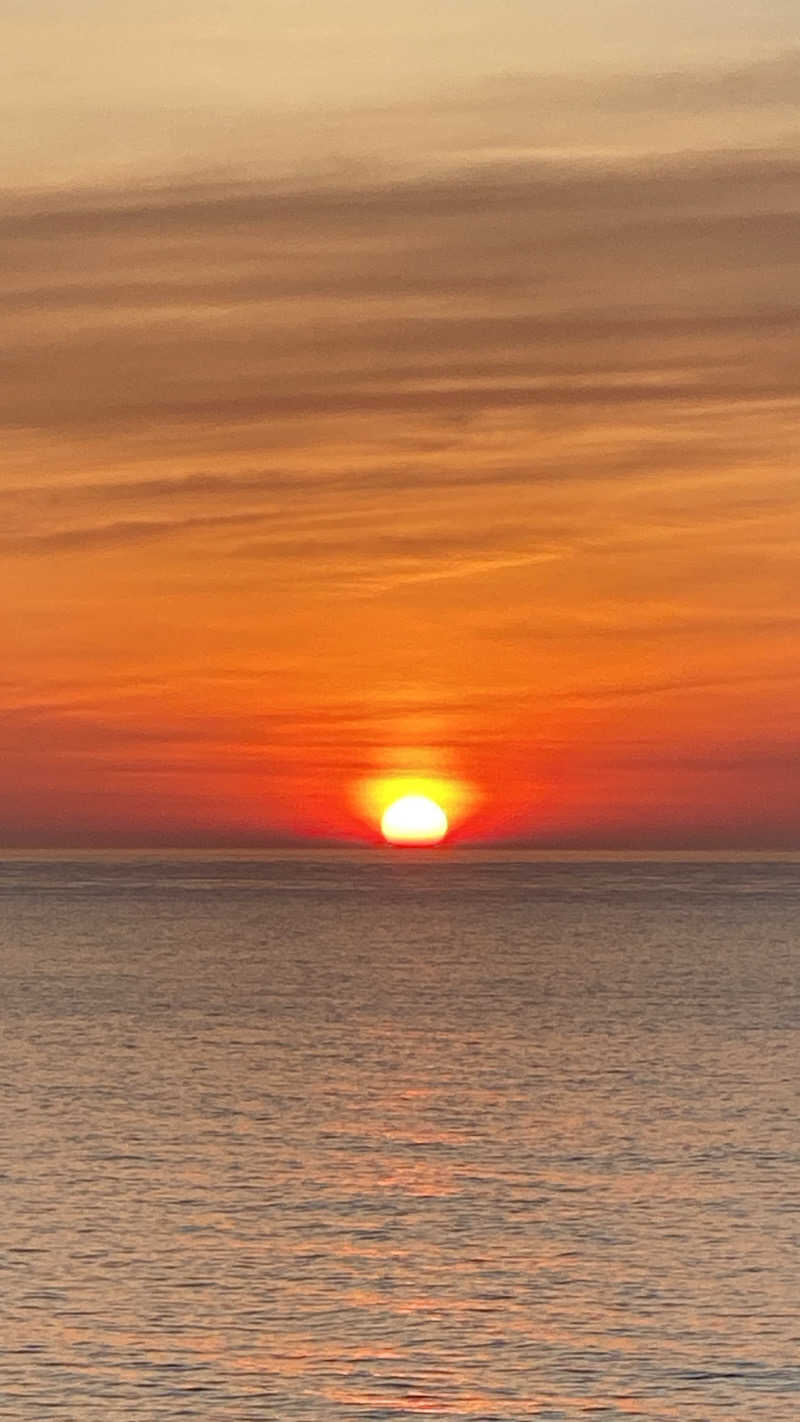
xmin=2 ymin=2 xmax=800 ymax=846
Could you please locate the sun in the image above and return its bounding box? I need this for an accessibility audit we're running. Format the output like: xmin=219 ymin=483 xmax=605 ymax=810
xmin=381 ymin=794 xmax=449 ymax=847
xmin=354 ymin=768 xmax=475 ymax=845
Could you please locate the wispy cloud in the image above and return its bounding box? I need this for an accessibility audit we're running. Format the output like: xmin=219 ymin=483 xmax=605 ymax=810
xmin=0 ymin=511 xmax=263 ymax=556
xmin=3 ymin=146 xmax=798 ymax=459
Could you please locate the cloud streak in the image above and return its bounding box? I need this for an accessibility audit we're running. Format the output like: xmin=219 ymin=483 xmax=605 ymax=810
xmin=3 ymin=146 xmax=798 ymax=465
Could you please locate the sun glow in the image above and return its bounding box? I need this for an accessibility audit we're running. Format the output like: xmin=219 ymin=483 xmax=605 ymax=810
xmin=353 ymin=766 xmax=477 ymax=845
xmin=381 ymin=793 xmax=449 ymax=846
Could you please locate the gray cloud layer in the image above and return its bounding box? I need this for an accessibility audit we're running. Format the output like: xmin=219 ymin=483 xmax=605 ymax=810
xmin=3 ymin=144 xmax=798 ymax=458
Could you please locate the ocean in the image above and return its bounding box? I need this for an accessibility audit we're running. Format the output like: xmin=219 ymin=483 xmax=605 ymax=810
xmin=2 ymin=851 xmax=798 ymax=1419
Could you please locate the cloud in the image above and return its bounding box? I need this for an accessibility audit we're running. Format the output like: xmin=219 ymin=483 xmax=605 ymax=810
xmin=548 ymin=665 xmax=800 ymax=708
xmin=234 ymin=522 xmax=531 ymax=561
xmin=0 ymin=511 xmax=263 ymax=556
xmin=474 ymin=50 xmax=800 ymax=118
xmin=2 ymin=141 xmax=798 ymax=471
xmin=4 ymin=146 xmax=800 ymax=239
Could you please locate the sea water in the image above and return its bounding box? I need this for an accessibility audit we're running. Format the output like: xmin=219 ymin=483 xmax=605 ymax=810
xmin=1 ymin=851 xmax=798 ymax=1419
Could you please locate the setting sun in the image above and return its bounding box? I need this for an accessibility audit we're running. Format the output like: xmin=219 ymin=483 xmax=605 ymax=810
xmin=381 ymin=794 xmax=449 ymax=846
xmin=355 ymin=769 xmax=475 ymax=845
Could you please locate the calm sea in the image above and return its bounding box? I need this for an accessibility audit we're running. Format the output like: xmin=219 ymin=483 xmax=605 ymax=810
xmin=2 ymin=852 xmax=799 ymax=1420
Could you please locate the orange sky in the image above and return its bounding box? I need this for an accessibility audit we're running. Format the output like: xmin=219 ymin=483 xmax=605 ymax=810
xmin=2 ymin=17 xmax=800 ymax=845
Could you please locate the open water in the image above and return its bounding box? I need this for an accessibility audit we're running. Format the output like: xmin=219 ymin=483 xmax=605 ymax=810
xmin=1 ymin=851 xmax=799 ymax=1419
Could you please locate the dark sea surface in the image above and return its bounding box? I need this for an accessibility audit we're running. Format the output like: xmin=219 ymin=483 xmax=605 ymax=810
xmin=2 ymin=851 xmax=799 ymax=1420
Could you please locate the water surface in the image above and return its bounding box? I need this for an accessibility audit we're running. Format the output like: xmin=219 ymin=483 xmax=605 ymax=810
xmin=2 ymin=852 xmax=799 ymax=1418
